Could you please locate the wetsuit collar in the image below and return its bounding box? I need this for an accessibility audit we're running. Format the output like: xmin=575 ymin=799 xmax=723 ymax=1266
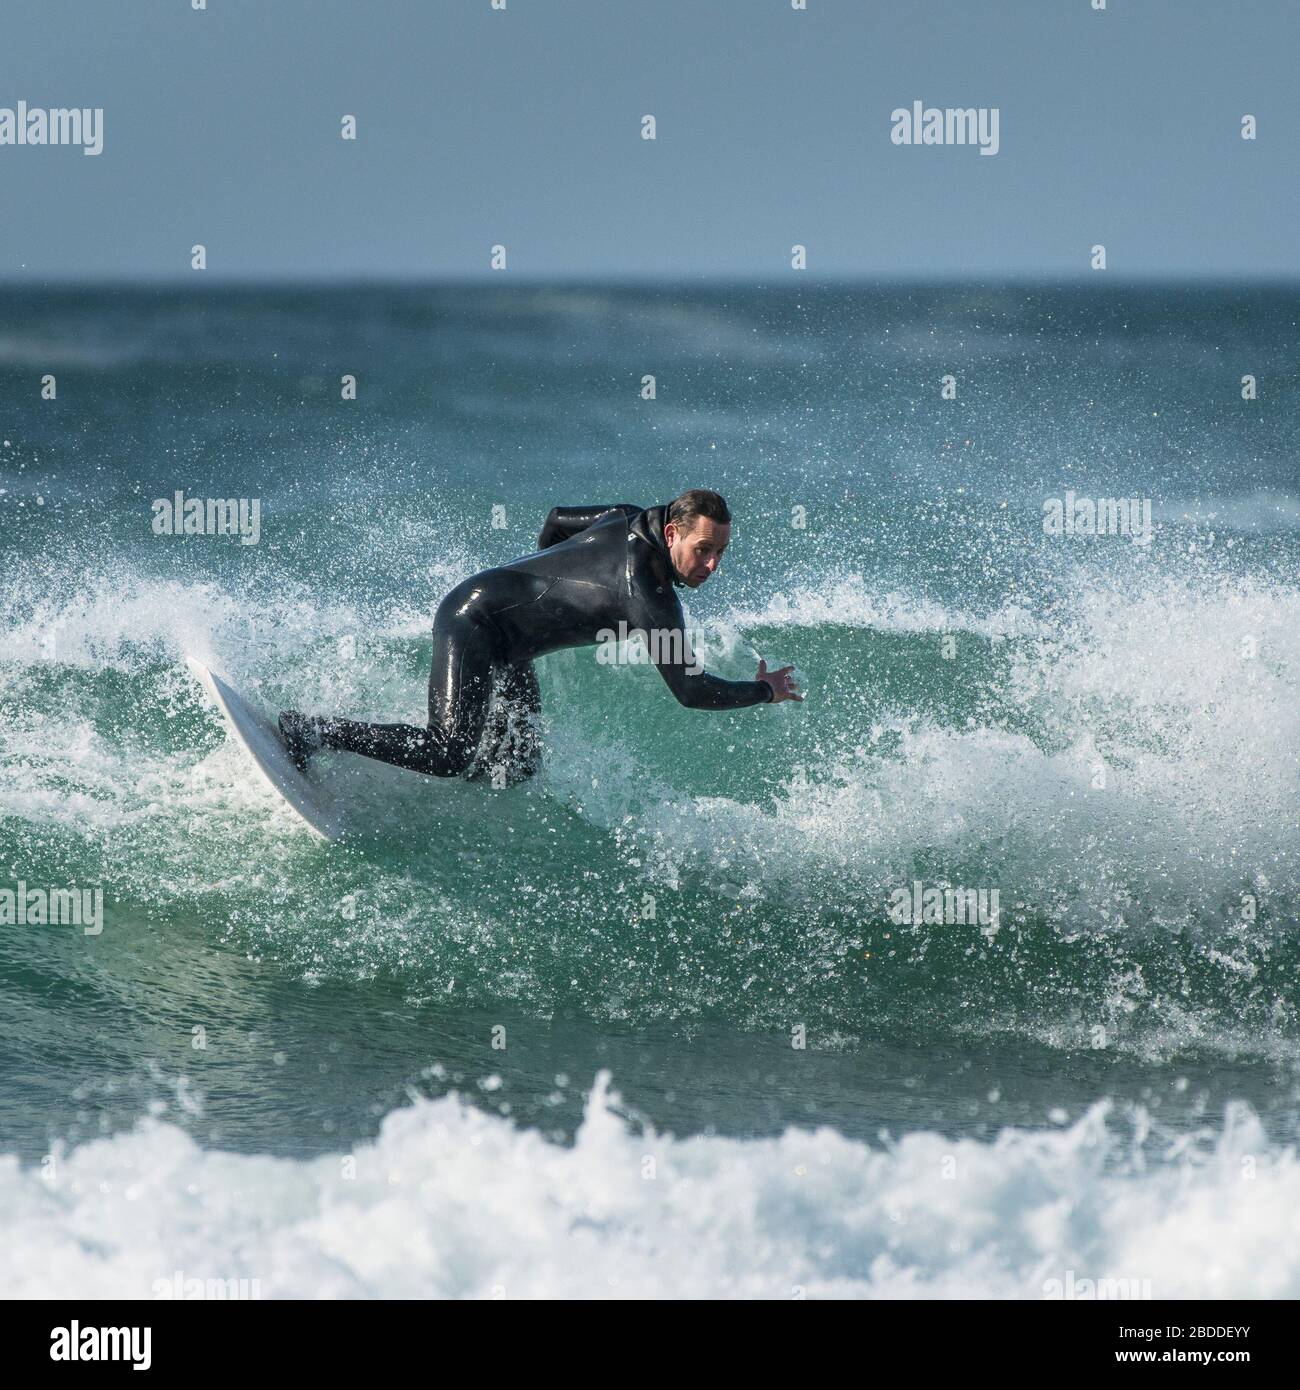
xmin=632 ymin=504 xmax=684 ymax=587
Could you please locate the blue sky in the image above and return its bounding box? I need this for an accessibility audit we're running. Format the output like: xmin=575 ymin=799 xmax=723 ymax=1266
xmin=1 ymin=0 xmax=1296 ymax=280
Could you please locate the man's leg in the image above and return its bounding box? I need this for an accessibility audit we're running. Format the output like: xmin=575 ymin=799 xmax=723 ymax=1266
xmin=282 ymin=617 xmax=496 ymax=777
xmin=468 ymin=660 xmax=543 ymax=784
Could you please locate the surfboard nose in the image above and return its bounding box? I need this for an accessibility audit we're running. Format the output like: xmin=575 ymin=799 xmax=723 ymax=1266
xmin=185 ymin=654 xmax=343 ymax=842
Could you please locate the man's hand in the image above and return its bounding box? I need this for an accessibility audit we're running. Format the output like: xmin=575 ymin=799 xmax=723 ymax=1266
xmin=757 ymin=658 xmax=803 ymax=704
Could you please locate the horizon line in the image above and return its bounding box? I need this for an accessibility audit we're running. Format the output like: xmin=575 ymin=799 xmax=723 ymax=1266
xmin=1 ymin=270 xmax=1298 ymax=291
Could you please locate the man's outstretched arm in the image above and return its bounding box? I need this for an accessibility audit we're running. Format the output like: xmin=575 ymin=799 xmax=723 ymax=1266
xmin=538 ymin=503 xmax=640 ymax=550
xmin=640 ymin=591 xmax=802 ymax=710
xmin=649 ymin=623 xmax=802 ymax=709
xmin=656 ymin=655 xmax=801 ymax=709
xmin=653 ymin=650 xmax=776 ymax=710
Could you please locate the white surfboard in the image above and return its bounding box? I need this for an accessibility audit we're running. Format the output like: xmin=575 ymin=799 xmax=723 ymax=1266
xmin=186 ymin=656 xmax=344 ymax=842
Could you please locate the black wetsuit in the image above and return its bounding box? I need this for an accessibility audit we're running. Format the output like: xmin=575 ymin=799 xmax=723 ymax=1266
xmin=312 ymin=503 xmax=773 ymax=780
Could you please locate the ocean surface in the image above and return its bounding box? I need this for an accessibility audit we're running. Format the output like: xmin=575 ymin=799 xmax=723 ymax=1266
xmin=2 ymin=280 xmax=1299 ymax=1298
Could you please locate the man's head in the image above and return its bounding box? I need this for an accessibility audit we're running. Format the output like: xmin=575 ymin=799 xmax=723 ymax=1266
xmin=663 ymin=489 xmax=731 ymax=588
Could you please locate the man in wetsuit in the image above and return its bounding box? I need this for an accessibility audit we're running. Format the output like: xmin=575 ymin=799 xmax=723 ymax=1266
xmin=278 ymin=489 xmax=801 ymax=783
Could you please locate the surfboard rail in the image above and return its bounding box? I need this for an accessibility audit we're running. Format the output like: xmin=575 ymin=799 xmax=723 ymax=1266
xmin=186 ymin=656 xmax=344 ymax=842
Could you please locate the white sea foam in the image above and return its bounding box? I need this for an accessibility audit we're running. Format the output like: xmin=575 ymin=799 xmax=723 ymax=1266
xmin=1 ymin=1073 xmax=1294 ymax=1299
xmin=5 ymin=562 xmax=1299 ymax=936
xmin=555 ymin=566 xmax=1300 ymax=943
xmin=713 ymin=574 xmax=1046 ymax=638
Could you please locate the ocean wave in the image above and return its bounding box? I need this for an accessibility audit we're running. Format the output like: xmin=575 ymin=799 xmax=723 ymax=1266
xmin=584 ymin=567 xmax=1300 ymax=923
xmin=4 ymin=559 xmax=1299 ymax=1054
xmin=1 ymin=1072 xmax=1293 ymax=1299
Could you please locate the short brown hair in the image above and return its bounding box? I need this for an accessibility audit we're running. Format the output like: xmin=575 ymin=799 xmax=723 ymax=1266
xmin=667 ymin=488 xmax=731 ymax=533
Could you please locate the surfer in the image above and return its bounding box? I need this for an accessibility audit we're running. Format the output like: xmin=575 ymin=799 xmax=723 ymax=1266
xmin=278 ymin=490 xmax=801 ymax=783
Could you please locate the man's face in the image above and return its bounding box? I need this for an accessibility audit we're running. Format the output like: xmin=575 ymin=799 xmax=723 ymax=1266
xmin=665 ymin=517 xmax=730 ymax=588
